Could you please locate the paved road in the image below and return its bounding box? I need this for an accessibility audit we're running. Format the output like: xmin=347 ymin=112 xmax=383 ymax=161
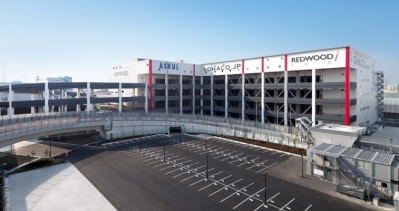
xmin=43 ymin=134 xmax=376 ymax=211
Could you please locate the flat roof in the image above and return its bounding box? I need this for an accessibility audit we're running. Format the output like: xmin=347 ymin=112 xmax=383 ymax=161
xmin=311 ymin=143 xmax=395 ymax=165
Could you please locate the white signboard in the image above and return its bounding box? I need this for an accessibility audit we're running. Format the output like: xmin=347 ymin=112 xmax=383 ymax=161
xmin=314 ymin=169 xmax=324 ymax=176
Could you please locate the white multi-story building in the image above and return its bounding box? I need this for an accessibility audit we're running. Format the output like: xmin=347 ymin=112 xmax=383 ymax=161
xmin=109 ymin=46 xmax=383 ymax=126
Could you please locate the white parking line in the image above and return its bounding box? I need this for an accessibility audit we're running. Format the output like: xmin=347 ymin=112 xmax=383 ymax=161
xmin=229 ymin=156 xmax=248 ymax=164
xmin=173 ymin=165 xmax=205 ymax=178
xmin=165 ymin=162 xmax=198 ymax=175
xmin=220 ymin=183 xmax=254 ymax=202
xmin=247 ymin=160 xmax=268 ymax=170
xmin=279 ymin=198 xmax=295 ymax=211
xmin=220 ymin=153 xmax=241 ymax=161
xmin=159 ymin=160 xmax=192 ymax=171
xmin=233 ymin=187 xmax=265 ymax=209
xmin=280 ymin=153 xmax=287 ymax=157
xmin=271 ymin=151 xmax=279 ymax=155
xmin=304 ymin=204 xmax=312 ymax=211
xmin=209 ymin=178 xmax=243 ymax=196
xmin=214 ymin=151 xmax=235 ymax=159
xmin=149 ymin=157 xmax=185 ymax=166
xmin=181 ymin=168 xmax=215 ymax=182
xmin=256 ymin=162 xmax=278 ymax=173
xmin=198 ymin=175 xmax=232 ymax=191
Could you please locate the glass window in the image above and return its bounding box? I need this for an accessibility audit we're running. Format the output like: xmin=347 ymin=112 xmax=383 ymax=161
xmin=363 ymin=162 xmax=370 ymax=169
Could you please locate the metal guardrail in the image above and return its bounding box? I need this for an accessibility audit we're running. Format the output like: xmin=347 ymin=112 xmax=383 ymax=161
xmin=0 ymin=111 xmax=308 ymax=148
xmin=0 ymin=111 xmax=299 ymax=134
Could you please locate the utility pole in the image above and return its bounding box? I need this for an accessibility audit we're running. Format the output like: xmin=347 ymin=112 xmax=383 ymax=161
xmin=140 ymin=139 xmax=142 ymax=151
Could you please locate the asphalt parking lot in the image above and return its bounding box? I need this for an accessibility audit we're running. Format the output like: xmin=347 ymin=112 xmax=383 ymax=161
xmin=36 ymin=134 xmax=376 ymax=211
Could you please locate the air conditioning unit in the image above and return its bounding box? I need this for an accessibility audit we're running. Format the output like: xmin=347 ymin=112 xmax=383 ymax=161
xmin=376 ymin=181 xmax=382 ymax=186
xmin=324 ymin=161 xmax=330 ymax=167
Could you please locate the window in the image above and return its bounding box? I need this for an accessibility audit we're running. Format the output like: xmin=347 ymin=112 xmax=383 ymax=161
xmin=358 ymin=160 xmax=370 ymax=169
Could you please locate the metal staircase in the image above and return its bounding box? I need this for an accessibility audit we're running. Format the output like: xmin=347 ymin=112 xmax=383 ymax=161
xmin=337 ymin=157 xmax=364 ymax=187
xmin=295 ymin=117 xmax=315 ymax=144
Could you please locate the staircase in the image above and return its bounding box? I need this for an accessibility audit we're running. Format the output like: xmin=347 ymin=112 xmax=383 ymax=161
xmin=338 ymin=157 xmax=363 ymax=186
xmin=295 ymin=117 xmax=315 ymax=144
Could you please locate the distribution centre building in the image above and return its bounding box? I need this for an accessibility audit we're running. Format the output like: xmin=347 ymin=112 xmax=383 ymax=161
xmin=108 ymin=46 xmax=383 ymax=127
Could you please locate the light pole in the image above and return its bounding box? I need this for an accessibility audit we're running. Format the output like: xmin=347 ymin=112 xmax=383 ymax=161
xmin=289 ymin=104 xmax=292 ymax=134
xmin=206 ymin=154 xmax=210 ymax=180
xmin=163 ymin=140 xmax=166 ymax=161
xmin=264 ymin=173 xmax=268 ymax=205
xmin=277 ymin=105 xmax=279 ymax=125
xmin=204 ymin=138 xmax=207 ymax=151
xmin=140 ymin=139 xmax=142 ymax=151
xmin=248 ymin=144 xmax=251 ymax=163
xmin=256 ymin=100 xmax=258 ymax=128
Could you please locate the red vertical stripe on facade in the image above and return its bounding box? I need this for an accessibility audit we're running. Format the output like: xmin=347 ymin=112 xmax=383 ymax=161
xmin=193 ymin=65 xmax=195 ymax=76
xmin=345 ymin=47 xmax=350 ymax=125
xmin=261 ymin=57 xmax=264 ymax=73
xmin=284 ymin=54 xmax=288 ymax=71
xmin=148 ymin=59 xmax=152 ymax=112
xmin=242 ymin=60 xmax=244 ymax=74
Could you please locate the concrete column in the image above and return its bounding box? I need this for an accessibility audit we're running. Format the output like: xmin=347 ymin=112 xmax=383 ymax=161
xmin=44 ymin=81 xmax=49 ymax=113
xmin=312 ymin=68 xmax=316 ymax=125
xmin=210 ymin=74 xmax=214 ymax=117
xmin=118 ymin=82 xmax=122 ymax=113
xmin=225 ymin=74 xmax=228 ymax=119
xmin=200 ymin=76 xmax=203 ymax=115
xmin=64 ymin=89 xmax=68 ymax=111
xmin=8 ymin=84 xmax=14 ymax=116
xmin=86 ymin=82 xmax=91 ymax=113
xmin=51 ymin=90 xmax=55 ymax=112
xmin=90 ymin=87 xmax=95 ymax=111
xmin=180 ymin=75 xmax=183 ymax=114
xmin=242 ymin=74 xmax=245 ymax=122
xmin=59 ymin=89 xmax=64 ymax=112
xmin=76 ymin=89 xmax=81 ymax=111
xmin=284 ymin=71 xmax=288 ymax=126
xmin=192 ymin=75 xmax=195 ymax=115
xmin=31 ymin=94 xmax=35 ymax=114
xmin=145 ymin=83 xmax=148 ymax=113
xmin=261 ymin=72 xmax=265 ymax=124
xmin=165 ymin=72 xmax=169 ymax=114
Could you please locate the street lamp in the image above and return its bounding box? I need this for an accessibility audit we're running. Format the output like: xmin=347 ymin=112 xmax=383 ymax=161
xmin=204 ymin=138 xmax=207 ymax=151
xmin=206 ymin=154 xmax=210 ymax=180
xmin=248 ymin=144 xmax=251 ymax=163
xmin=264 ymin=173 xmax=268 ymax=206
xmin=163 ymin=140 xmax=166 ymax=161
xmin=255 ymin=100 xmax=258 ymax=128
xmin=289 ymin=104 xmax=292 ymax=134
xmin=277 ymin=106 xmax=279 ymax=125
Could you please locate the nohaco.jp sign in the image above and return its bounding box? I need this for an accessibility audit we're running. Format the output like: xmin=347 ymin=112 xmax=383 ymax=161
xmin=204 ymin=63 xmax=242 ymax=72
xmin=114 ymin=71 xmax=129 ymax=77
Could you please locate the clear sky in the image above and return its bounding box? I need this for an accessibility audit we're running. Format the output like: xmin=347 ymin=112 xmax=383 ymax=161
xmin=0 ymin=0 xmax=398 ymax=84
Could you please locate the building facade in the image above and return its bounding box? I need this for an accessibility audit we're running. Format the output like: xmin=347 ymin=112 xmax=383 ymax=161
xmin=109 ymin=47 xmax=382 ymax=126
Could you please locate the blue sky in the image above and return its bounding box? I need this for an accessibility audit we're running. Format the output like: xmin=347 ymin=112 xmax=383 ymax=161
xmin=0 ymin=0 xmax=398 ymax=83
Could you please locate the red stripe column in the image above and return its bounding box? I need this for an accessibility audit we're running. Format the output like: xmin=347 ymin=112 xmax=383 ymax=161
xmin=345 ymin=47 xmax=350 ymax=125
xmin=148 ymin=59 xmax=152 ymax=112
xmin=242 ymin=60 xmax=245 ymax=74
xmin=284 ymin=54 xmax=288 ymax=71
xmin=261 ymin=57 xmax=264 ymax=73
